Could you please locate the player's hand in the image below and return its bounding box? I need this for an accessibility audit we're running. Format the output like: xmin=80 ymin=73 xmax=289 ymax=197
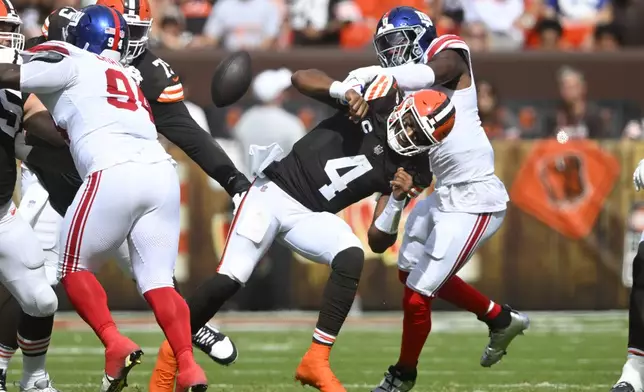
xmin=345 ymin=89 xmax=368 ymax=122
xmin=390 ymin=167 xmax=413 ymax=201
xmin=634 ymin=159 xmax=644 ymax=191
xmin=125 ymin=65 xmax=143 ymax=86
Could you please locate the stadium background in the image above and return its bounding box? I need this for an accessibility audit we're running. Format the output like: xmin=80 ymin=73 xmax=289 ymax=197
xmin=9 ymin=0 xmax=644 ymax=312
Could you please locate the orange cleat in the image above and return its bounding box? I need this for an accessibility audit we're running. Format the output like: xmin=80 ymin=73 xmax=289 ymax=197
xmin=148 ymin=340 xmax=177 ymax=392
xmin=295 ymin=343 xmax=346 ymax=392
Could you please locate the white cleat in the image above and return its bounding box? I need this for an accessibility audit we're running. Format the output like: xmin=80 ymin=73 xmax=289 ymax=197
xmin=611 ymin=356 xmax=644 ymax=392
xmin=19 ymin=375 xmax=60 ymax=392
xmin=192 ymin=323 xmax=238 ymax=366
xmin=480 ymin=305 xmax=530 ymax=367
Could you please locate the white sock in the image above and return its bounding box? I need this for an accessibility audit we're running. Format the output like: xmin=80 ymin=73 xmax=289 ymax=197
xmin=0 ymin=344 xmax=16 ymax=371
xmin=17 ymin=334 xmax=50 ymax=386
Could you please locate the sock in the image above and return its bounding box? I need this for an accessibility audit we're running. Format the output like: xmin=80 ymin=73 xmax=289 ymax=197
xmin=17 ymin=313 xmax=54 ymax=386
xmin=61 ymin=271 xmax=121 ymax=347
xmin=0 ymin=294 xmax=21 ymax=370
xmin=629 ymin=242 xmax=644 ymax=354
xmin=144 ymin=287 xmax=194 ymax=372
xmin=397 ymin=286 xmax=432 ymax=370
xmin=313 ymin=247 xmax=364 ymax=347
xmin=0 ymin=344 xmax=15 ymax=371
xmin=186 ymin=273 xmax=240 ymax=335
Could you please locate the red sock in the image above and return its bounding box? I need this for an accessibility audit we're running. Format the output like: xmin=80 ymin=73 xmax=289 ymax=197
xmin=144 ymin=287 xmax=195 ymax=372
xmin=397 ymin=286 xmax=432 ymax=370
xmin=437 ymin=276 xmax=501 ymax=320
xmin=61 ymin=271 xmax=121 ymax=347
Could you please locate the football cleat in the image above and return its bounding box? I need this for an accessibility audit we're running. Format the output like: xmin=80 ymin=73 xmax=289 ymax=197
xmin=19 ymin=375 xmax=60 ymax=392
xmin=372 ymin=365 xmax=417 ymax=392
xmin=100 ymin=349 xmax=144 ymax=392
xmin=611 ymin=357 xmax=644 ymax=392
xmin=0 ymin=369 xmax=7 ymax=392
xmin=610 ymin=382 xmax=636 ymax=392
xmin=480 ymin=305 xmax=530 ymax=367
xmin=192 ymin=324 xmax=238 ymax=366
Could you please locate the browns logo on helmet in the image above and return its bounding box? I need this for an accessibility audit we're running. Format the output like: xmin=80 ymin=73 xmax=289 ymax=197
xmin=387 ymin=89 xmax=456 ymax=156
xmin=96 ymin=0 xmax=153 ymax=63
xmin=0 ymin=0 xmax=23 ymax=50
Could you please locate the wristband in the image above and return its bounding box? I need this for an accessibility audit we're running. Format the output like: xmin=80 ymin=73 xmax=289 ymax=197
xmin=329 ymin=81 xmax=351 ymax=101
xmin=374 ymin=195 xmax=406 ymax=234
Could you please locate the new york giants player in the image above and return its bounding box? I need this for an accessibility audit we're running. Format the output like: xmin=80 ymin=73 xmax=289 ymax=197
xmin=0 ymin=5 xmax=207 ymax=392
xmin=343 ymin=7 xmax=530 ymax=391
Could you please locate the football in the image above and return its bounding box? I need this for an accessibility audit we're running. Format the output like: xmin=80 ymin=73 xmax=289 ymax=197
xmin=211 ymin=51 xmax=252 ymax=108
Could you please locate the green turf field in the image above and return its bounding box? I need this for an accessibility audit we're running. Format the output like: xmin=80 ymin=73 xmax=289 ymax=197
xmin=4 ymin=311 xmax=630 ymax=391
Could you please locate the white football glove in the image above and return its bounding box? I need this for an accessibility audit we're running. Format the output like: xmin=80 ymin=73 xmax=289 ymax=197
xmin=232 ymin=191 xmax=246 ymax=216
xmin=0 ymin=48 xmax=22 ymax=65
xmin=125 ymin=65 xmax=143 ymax=86
xmin=634 ymin=159 xmax=644 ymax=191
xmin=347 ymin=65 xmax=384 ymax=86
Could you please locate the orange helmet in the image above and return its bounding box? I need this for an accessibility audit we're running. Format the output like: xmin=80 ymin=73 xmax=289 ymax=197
xmin=96 ymin=0 xmax=152 ymax=62
xmin=0 ymin=0 xmax=23 ymax=50
xmin=387 ymin=89 xmax=455 ymax=156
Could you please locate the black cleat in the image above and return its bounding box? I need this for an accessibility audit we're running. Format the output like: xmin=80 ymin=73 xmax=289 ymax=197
xmin=0 ymin=369 xmax=6 ymax=392
xmin=100 ymin=349 xmax=144 ymax=392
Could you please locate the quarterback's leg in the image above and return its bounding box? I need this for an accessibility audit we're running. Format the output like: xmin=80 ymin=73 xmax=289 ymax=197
xmin=57 ymin=171 xmax=143 ymax=392
xmin=611 ymin=239 xmax=644 ymax=392
xmin=0 ymin=203 xmax=58 ymax=392
xmin=280 ymin=211 xmax=364 ymax=392
xmin=150 ymin=177 xmax=279 ymax=392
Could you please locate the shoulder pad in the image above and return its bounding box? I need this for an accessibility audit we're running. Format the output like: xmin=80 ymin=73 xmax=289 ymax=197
xmin=426 ymin=34 xmax=469 ymax=62
xmin=26 ymin=42 xmax=71 ymax=57
xmin=363 ymin=74 xmax=396 ymax=102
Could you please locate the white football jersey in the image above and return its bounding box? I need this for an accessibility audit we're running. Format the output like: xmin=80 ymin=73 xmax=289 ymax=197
xmin=19 ymin=41 xmax=170 ymax=178
xmin=419 ymin=35 xmax=508 ymax=213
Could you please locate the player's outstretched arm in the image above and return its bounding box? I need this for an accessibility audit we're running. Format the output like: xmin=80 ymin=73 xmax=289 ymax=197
xmin=150 ymin=100 xmax=251 ymax=197
xmin=291 ymin=69 xmax=368 ymax=119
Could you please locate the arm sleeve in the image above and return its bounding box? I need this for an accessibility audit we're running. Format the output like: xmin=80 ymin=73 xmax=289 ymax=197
xmin=20 ymin=54 xmax=75 ymax=94
xmin=150 ymin=100 xmax=251 ymax=196
xmin=380 ymin=63 xmax=437 ymax=91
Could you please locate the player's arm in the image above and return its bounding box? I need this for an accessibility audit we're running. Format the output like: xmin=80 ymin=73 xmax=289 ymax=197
xmin=367 ymin=168 xmax=414 ymax=253
xmin=0 ymin=46 xmax=76 ymax=93
xmin=150 ymin=100 xmax=251 ymax=197
xmin=377 ymin=49 xmax=468 ymax=91
xmin=291 ymin=69 xmax=368 ymax=120
xmin=16 ymin=94 xmax=75 ymax=172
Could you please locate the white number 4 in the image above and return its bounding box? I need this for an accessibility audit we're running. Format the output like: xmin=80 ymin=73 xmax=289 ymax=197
xmin=318 ymin=155 xmax=373 ymax=201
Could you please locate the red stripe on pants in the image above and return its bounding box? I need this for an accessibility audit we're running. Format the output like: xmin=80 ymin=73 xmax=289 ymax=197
xmin=62 ymin=171 xmax=102 ymax=276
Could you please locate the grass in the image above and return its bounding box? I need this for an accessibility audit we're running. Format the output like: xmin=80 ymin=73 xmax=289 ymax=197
xmin=4 ymin=311 xmax=630 ymax=391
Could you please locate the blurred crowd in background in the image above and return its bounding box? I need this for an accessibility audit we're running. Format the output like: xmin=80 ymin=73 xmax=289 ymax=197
xmin=14 ymin=0 xmax=644 ymax=54
xmin=11 ymin=0 xmax=644 ymax=177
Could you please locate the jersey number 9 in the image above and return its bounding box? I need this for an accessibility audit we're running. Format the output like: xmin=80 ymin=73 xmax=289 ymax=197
xmin=107 ymin=37 xmax=123 ymax=50
xmin=105 ymin=68 xmax=154 ymax=122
